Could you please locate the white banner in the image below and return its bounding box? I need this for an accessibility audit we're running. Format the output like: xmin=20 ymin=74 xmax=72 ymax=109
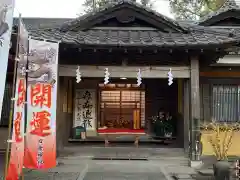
xmin=0 ymin=0 xmax=15 ymax=120
xmin=74 ymin=89 xmax=96 ymax=130
xmin=24 ymin=39 xmax=59 ymax=169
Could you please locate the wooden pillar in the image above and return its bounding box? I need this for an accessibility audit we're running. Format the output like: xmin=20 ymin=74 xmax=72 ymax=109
xmin=66 ymin=77 xmax=73 ymax=144
xmin=190 ymin=56 xmax=201 ymax=161
xmin=62 ymin=77 xmax=68 ymax=113
xmin=56 ymin=76 xmax=64 ymax=156
xmin=67 ymin=79 xmax=73 ymax=113
xmin=56 ymin=76 xmax=72 ymax=156
xmin=183 ymin=79 xmax=190 ymax=153
xmin=177 ymin=79 xmax=184 ymax=147
xmin=178 ymin=79 xmax=183 ymax=114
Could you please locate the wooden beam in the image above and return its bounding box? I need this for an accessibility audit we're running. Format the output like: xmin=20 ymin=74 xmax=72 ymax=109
xmin=200 ymin=71 xmax=240 ymax=77
xmin=59 ymin=65 xmax=190 ymax=78
xmin=183 ymin=79 xmax=190 ymax=153
xmin=62 ymin=77 xmax=68 ymax=113
xmin=178 ymin=79 xmax=183 ymax=114
xmin=67 ymin=78 xmax=73 ymax=113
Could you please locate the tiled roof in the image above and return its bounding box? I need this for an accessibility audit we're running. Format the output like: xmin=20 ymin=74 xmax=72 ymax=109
xmin=13 ymin=17 xmax=73 ymax=30
xmin=12 ymin=0 xmax=240 ymax=48
xmin=28 ymin=27 xmax=238 ymax=48
xmin=198 ymin=0 xmax=240 ymax=24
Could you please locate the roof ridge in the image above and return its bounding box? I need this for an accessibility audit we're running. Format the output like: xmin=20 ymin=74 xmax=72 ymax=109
xmin=198 ymin=0 xmax=240 ymax=24
xmin=189 ymin=25 xmax=235 ymax=37
xmin=60 ymin=0 xmax=186 ymax=32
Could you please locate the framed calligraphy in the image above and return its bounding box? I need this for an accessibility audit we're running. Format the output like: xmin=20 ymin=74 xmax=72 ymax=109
xmin=73 ymin=89 xmax=96 ymax=130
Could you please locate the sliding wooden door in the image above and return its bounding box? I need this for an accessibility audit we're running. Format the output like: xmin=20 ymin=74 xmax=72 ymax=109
xmin=99 ymin=85 xmax=145 ymax=129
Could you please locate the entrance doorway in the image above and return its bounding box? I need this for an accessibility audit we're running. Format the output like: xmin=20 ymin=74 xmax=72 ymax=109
xmin=99 ymin=83 xmax=145 ymax=131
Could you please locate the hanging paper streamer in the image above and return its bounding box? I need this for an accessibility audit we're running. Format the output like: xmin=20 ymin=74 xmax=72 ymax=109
xmin=76 ymin=66 xmax=81 ymax=83
xmin=23 ymin=39 xmax=59 ymax=169
xmin=104 ymin=68 xmax=110 ymax=85
xmin=137 ymin=69 xmax=142 ymax=86
xmin=167 ymin=68 xmax=173 ymax=86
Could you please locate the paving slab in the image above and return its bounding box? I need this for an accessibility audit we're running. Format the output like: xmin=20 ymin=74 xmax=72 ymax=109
xmin=48 ymin=165 xmax=86 ymax=173
xmin=175 ymin=174 xmax=192 ymax=179
xmin=191 ymin=174 xmax=214 ymax=180
xmin=22 ymin=171 xmax=55 ymax=180
xmin=22 ymin=171 xmax=80 ymax=180
xmin=83 ymin=172 xmax=167 ymax=180
xmin=53 ymin=172 xmax=80 ymax=180
xmin=0 ymin=147 xmax=195 ymax=180
xmin=164 ymin=165 xmax=196 ymax=175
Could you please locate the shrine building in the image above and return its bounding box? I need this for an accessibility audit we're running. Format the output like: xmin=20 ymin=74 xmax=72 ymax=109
xmin=1 ymin=0 xmax=240 ymax=162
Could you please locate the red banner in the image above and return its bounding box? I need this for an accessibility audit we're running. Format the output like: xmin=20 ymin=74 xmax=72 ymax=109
xmin=6 ymin=17 xmax=28 ymax=180
xmin=6 ymin=79 xmax=26 ymax=180
xmin=23 ymin=39 xmax=59 ymax=169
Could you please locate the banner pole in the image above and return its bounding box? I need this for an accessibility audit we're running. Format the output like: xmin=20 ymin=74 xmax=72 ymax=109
xmin=4 ymin=13 xmax=21 ymax=180
xmin=21 ymin=34 xmax=30 ymax=180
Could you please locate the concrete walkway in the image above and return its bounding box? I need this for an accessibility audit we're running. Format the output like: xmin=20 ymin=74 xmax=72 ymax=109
xmin=23 ymin=157 xmax=196 ymax=180
xmin=1 ymin=147 xmax=201 ymax=180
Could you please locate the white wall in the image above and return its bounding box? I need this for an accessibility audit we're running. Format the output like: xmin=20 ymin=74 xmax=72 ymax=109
xmin=216 ymin=55 xmax=240 ymax=65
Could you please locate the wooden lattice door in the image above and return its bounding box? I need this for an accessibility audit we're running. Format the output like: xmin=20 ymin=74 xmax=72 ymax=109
xmin=99 ymin=88 xmax=145 ymax=129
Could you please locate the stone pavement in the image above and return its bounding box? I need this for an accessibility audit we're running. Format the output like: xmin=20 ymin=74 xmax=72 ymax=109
xmin=21 ymin=146 xmax=195 ymax=180
xmin=22 ymin=158 xmax=187 ymax=180
xmin=0 ymin=147 xmax=215 ymax=180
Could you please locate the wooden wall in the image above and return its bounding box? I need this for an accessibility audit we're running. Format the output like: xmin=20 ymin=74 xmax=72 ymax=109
xmin=200 ymin=77 xmax=240 ymax=122
xmin=199 ymin=76 xmax=240 ymax=156
xmin=56 ymin=76 xmax=74 ymax=153
xmin=145 ymin=79 xmax=183 ymax=146
xmin=145 ymin=79 xmax=178 ymax=121
xmin=69 ymin=78 xmax=182 ymax=139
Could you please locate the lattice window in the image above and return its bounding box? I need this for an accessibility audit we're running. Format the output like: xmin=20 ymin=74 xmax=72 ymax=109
xmin=212 ymin=85 xmax=240 ymax=122
xmin=99 ymin=87 xmax=145 ymax=129
xmin=141 ymin=92 xmax=145 ymax=127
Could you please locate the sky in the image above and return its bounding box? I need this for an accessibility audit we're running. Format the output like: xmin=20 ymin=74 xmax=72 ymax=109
xmin=13 ymin=0 xmax=174 ymax=19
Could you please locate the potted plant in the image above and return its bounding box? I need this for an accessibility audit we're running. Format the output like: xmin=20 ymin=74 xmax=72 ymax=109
xmin=152 ymin=111 xmax=174 ymax=137
xmin=201 ymin=120 xmax=240 ymax=180
xmin=152 ymin=113 xmax=165 ymax=137
xmin=164 ymin=112 xmax=174 ymax=137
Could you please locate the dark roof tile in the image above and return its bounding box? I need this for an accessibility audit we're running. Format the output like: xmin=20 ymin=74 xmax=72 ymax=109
xmin=13 ymin=17 xmax=73 ymax=30
xmin=28 ymin=28 xmax=238 ymax=48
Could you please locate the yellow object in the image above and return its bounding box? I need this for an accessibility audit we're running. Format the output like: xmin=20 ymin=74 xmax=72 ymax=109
xmin=133 ymin=110 xmax=140 ymax=129
xmin=201 ymin=130 xmax=240 ymax=156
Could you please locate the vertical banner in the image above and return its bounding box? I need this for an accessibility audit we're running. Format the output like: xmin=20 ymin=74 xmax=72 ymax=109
xmin=0 ymin=0 xmax=15 ymax=120
xmin=6 ymin=18 xmax=28 ymax=180
xmin=73 ymin=89 xmax=96 ymax=129
xmin=24 ymin=39 xmax=59 ymax=169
